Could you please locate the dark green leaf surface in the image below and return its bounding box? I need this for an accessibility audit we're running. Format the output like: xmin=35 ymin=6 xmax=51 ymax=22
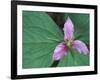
xmin=22 ymin=11 xmax=63 ymax=68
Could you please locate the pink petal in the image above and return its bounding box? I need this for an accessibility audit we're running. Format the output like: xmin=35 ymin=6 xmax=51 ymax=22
xmin=63 ymin=17 xmax=74 ymax=40
xmin=53 ymin=42 xmax=68 ymax=61
xmin=73 ymin=40 xmax=89 ymax=54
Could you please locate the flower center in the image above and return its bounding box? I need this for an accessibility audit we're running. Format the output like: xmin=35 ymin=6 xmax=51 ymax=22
xmin=64 ymin=39 xmax=73 ymax=48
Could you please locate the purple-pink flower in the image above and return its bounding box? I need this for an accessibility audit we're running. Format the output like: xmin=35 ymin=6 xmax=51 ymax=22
xmin=53 ymin=17 xmax=89 ymax=61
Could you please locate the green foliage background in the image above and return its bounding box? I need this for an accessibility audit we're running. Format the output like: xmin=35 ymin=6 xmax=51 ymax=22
xmin=22 ymin=11 xmax=90 ymax=68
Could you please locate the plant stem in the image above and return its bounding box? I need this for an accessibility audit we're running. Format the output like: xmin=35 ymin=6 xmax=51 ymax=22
xmin=50 ymin=61 xmax=60 ymax=67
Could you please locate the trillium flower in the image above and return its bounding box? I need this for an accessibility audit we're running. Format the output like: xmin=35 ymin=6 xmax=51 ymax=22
xmin=53 ymin=17 xmax=89 ymax=61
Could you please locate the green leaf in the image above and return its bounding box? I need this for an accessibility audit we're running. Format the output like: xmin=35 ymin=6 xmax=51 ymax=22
xmin=64 ymin=13 xmax=89 ymax=44
xmin=22 ymin=11 xmax=63 ymax=68
xmin=58 ymin=49 xmax=89 ymax=67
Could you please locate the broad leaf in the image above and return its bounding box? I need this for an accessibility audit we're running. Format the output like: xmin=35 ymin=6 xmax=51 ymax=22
xmin=22 ymin=11 xmax=63 ymax=68
xmin=58 ymin=49 xmax=89 ymax=67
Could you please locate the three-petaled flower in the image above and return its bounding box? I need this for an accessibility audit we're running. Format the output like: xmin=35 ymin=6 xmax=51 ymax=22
xmin=53 ymin=17 xmax=89 ymax=61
